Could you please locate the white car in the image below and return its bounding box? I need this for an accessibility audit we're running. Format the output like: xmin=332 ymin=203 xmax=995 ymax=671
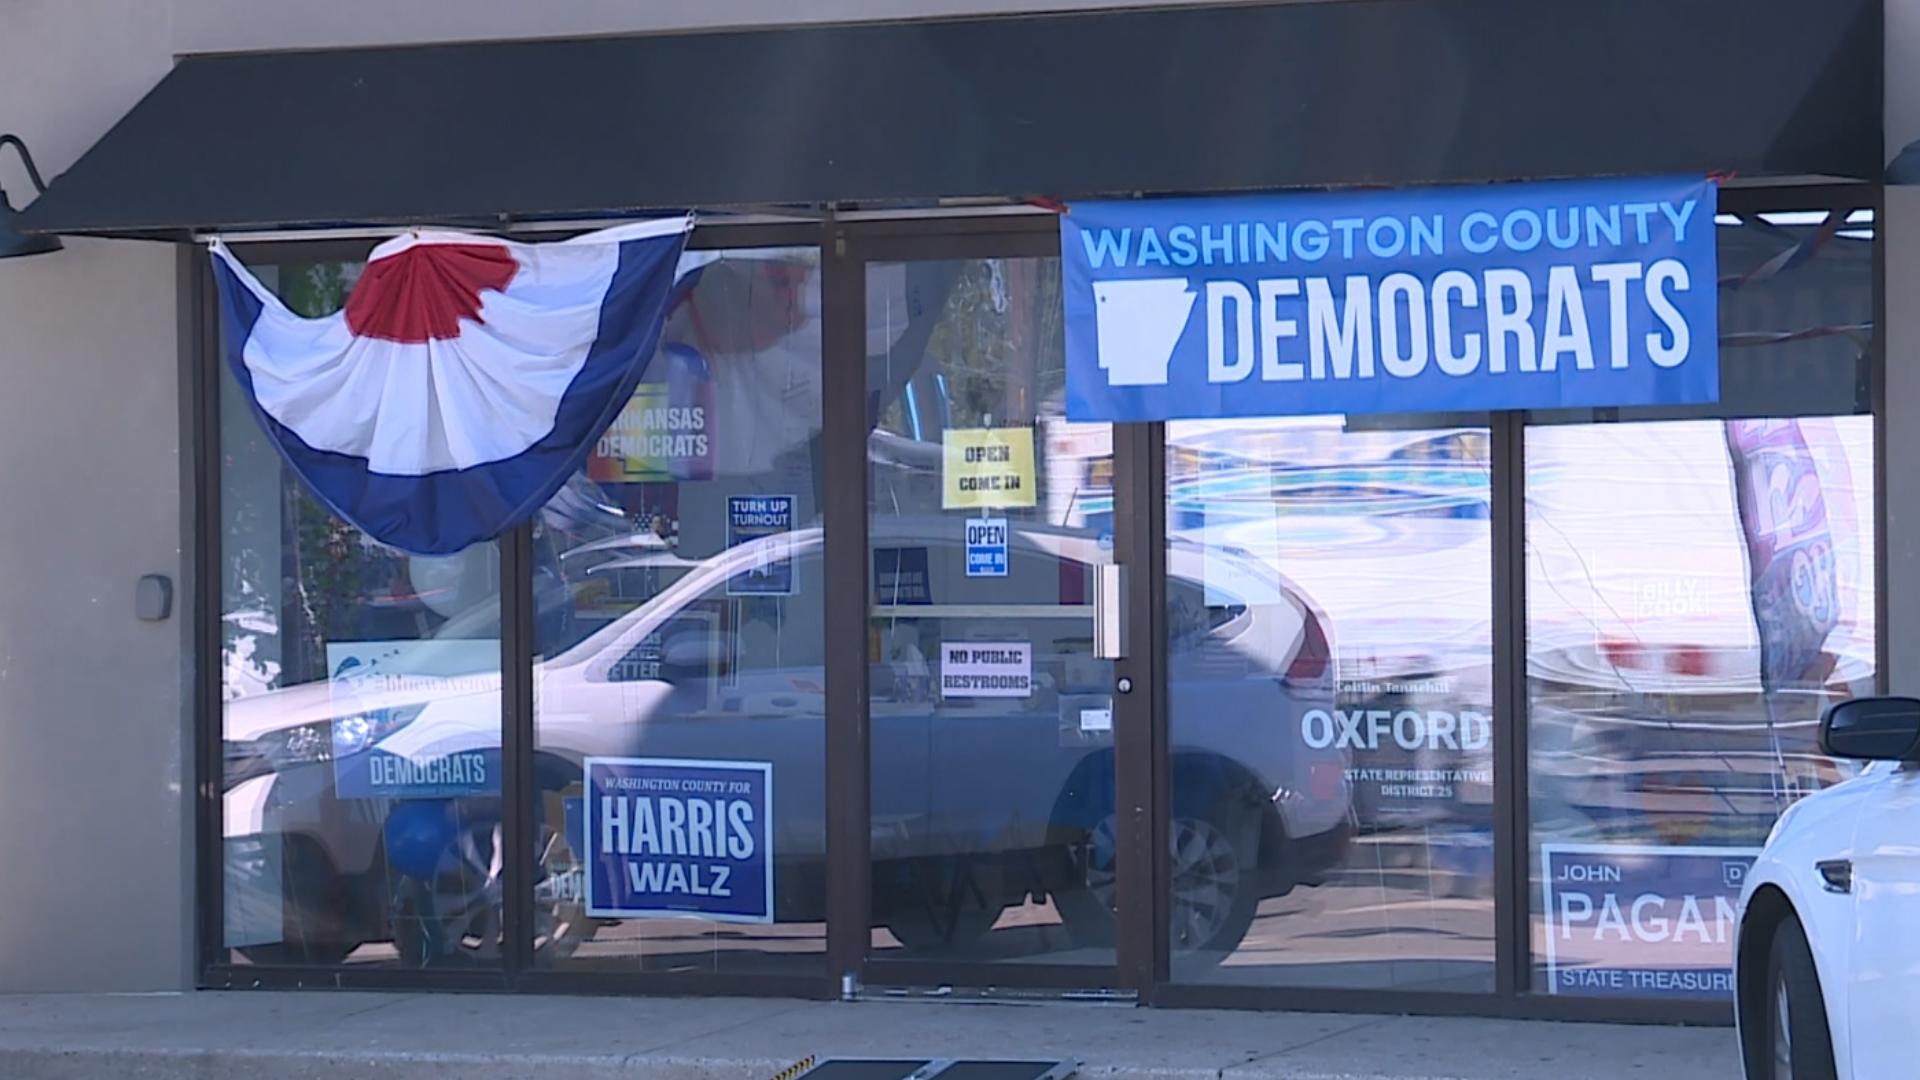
xmin=1735 ymin=695 xmax=1920 ymax=1079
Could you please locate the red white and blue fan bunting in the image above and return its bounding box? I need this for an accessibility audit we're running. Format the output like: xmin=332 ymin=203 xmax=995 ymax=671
xmin=210 ymin=219 xmax=694 ymax=554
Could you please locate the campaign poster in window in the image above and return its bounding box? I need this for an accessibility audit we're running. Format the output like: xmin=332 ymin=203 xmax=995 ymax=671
xmin=586 ymin=345 xmax=715 ymax=482
xmin=584 ymin=757 xmax=774 ymax=923
xmin=875 ymin=546 xmax=933 ymax=603
xmin=326 ymin=640 xmax=500 ymax=799
xmin=726 ymin=495 xmax=796 ymax=596
xmin=1540 ymin=843 xmax=1758 ymax=999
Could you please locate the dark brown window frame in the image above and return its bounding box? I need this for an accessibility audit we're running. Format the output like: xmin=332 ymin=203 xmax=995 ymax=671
xmin=187 ymin=185 xmax=1883 ymax=1024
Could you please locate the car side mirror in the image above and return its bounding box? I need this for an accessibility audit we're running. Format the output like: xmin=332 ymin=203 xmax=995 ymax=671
xmin=1820 ymin=697 xmax=1920 ymax=762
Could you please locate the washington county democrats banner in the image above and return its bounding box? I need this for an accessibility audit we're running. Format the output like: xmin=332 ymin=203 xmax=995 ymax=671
xmin=1063 ymin=176 xmax=1718 ymax=421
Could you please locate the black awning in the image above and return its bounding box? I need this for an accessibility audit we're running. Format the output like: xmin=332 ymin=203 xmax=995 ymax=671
xmin=21 ymin=0 xmax=1882 ymax=238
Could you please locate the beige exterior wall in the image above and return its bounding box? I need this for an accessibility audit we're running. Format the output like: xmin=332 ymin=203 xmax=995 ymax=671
xmin=0 ymin=1 xmax=187 ymax=991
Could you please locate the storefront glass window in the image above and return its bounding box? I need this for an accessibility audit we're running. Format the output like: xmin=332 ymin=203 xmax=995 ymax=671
xmin=1166 ymin=417 xmax=1497 ymax=988
xmin=1527 ymin=207 xmax=1876 ymax=1001
xmin=220 ymin=258 xmax=507 ymax=968
xmin=211 ymin=197 xmax=1877 ymax=1006
xmin=530 ymin=247 xmax=827 ymax=974
xmin=864 ymin=256 xmax=1123 ymax=966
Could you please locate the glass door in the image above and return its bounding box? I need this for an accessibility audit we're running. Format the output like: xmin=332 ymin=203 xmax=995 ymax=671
xmin=857 ymin=240 xmax=1144 ymax=988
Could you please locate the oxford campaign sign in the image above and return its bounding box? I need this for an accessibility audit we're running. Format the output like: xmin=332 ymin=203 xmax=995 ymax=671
xmin=1063 ymin=176 xmax=1718 ymax=421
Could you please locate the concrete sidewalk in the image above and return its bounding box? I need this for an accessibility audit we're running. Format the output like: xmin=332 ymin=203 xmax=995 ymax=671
xmin=0 ymin=990 xmax=1740 ymax=1079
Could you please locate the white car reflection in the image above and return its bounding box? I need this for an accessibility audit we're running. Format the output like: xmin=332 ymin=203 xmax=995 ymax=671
xmin=1157 ymin=417 xmax=1873 ymax=846
xmin=222 ymin=518 xmax=1350 ymax=968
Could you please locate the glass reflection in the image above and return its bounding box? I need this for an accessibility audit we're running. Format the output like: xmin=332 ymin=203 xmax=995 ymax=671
xmin=221 ymin=259 xmax=507 ymax=968
xmin=531 ymin=247 xmax=827 ymax=974
xmin=1527 ymin=208 xmax=1876 ymax=1001
xmin=865 ymin=256 xmax=1122 ymax=966
xmin=1167 ymin=418 xmax=1496 ymax=988
xmin=1527 ymin=417 xmax=1875 ymax=998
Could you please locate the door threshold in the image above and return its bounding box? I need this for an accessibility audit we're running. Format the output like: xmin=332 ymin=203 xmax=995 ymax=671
xmin=858 ymin=984 xmax=1138 ymax=1007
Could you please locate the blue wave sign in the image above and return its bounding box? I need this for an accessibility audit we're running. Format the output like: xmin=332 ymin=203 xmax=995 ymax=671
xmin=1063 ymin=176 xmax=1718 ymax=421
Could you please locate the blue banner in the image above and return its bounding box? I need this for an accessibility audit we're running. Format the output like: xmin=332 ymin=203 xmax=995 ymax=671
xmin=1540 ymin=843 xmax=1756 ymax=999
xmin=585 ymin=757 xmax=774 ymax=923
xmin=1063 ymin=176 xmax=1718 ymax=421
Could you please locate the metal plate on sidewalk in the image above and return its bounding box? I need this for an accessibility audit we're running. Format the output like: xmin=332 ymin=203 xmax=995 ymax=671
xmin=772 ymin=1058 xmax=1077 ymax=1080
xmin=932 ymin=1064 xmax=1079 ymax=1080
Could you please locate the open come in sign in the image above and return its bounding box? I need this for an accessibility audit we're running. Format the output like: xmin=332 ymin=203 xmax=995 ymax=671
xmin=943 ymin=427 xmax=1037 ymax=509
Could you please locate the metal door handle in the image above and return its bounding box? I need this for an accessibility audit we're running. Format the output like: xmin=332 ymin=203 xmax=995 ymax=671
xmin=1094 ymin=563 xmax=1128 ymax=659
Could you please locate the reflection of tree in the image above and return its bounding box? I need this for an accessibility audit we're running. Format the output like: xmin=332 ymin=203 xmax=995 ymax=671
xmin=283 ymin=263 xmax=353 ymax=321
xmin=220 ymin=375 xmax=279 ymax=693
xmin=290 ymin=491 xmax=381 ymax=678
xmin=881 ymin=259 xmax=1065 ymax=434
xmin=923 ymin=259 xmax=1063 ymax=427
xmin=284 ymin=263 xmax=385 ymax=672
xmin=246 ymin=261 xmax=390 ymax=684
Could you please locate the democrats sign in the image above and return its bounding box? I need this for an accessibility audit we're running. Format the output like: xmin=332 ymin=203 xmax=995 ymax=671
xmin=1063 ymin=176 xmax=1718 ymax=421
xmin=326 ymin=640 xmax=499 ymax=800
xmin=585 ymin=757 xmax=774 ymax=923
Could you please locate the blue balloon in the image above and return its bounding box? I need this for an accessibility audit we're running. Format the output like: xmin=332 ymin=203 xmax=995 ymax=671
xmin=383 ymin=800 xmax=458 ymax=880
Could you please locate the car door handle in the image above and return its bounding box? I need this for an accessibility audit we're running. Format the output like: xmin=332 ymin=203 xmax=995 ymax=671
xmin=1815 ymin=859 xmax=1852 ymax=894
